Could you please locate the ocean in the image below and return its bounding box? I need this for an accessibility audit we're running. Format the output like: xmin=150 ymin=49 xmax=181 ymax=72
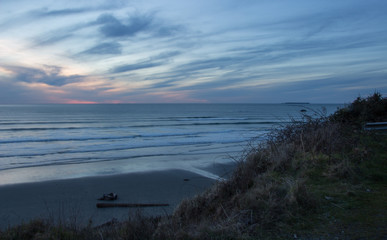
xmin=0 ymin=104 xmax=341 ymax=186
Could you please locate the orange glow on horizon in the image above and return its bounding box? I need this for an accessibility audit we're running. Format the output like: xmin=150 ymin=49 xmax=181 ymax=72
xmin=64 ymin=100 xmax=99 ymax=104
xmin=62 ymin=100 xmax=135 ymax=104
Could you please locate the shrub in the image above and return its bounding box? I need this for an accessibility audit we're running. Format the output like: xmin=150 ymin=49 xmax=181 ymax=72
xmin=330 ymin=92 xmax=387 ymax=127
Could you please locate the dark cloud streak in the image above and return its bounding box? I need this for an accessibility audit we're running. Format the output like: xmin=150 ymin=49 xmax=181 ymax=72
xmin=95 ymin=12 xmax=182 ymax=38
xmin=35 ymin=33 xmax=73 ymax=46
xmin=2 ymin=65 xmax=84 ymax=87
xmin=32 ymin=7 xmax=89 ymax=17
xmin=81 ymin=42 xmax=122 ymax=55
xmin=111 ymin=62 xmax=163 ymax=74
xmin=151 ymin=51 xmax=181 ymax=60
xmin=96 ymin=13 xmax=153 ymax=37
xmin=110 ymin=50 xmax=181 ymax=74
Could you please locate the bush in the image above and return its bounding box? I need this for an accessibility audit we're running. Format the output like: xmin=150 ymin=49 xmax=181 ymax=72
xmin=330 ymin=92 xmax=387 ymax=127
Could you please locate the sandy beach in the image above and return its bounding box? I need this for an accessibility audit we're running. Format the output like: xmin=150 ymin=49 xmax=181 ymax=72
xmin=0 ymin=169 xmax=216 ymax=230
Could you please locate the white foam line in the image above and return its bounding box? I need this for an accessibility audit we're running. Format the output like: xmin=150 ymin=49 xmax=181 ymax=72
xmin=186 ymin=167 xmax=226 ymax=181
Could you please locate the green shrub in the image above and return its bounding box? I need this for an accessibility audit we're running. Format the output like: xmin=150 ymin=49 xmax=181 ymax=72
xmin=330 ymin=92 xmax=387 ymax=127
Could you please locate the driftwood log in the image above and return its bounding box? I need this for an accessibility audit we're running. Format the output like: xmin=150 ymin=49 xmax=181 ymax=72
xmin=96 ymin=203 xmax=169 ymax=208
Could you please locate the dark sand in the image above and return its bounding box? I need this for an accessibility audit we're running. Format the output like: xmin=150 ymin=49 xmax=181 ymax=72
xmin=0 ymin=169 xmax=215 ymax=229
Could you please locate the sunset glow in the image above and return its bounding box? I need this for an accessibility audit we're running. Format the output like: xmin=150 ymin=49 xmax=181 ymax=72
xmin=64 ymin=100 xmax=98 ymax=104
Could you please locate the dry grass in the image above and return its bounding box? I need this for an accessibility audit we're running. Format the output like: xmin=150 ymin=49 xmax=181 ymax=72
xmin=0 ymin=211 xmax=161 ymax=240
xmin=158 ymin=93 xmax=387 ymax=239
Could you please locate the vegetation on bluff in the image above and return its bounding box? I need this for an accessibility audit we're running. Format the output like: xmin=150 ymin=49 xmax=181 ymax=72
xmin=1 ymin=93 xmax=386 ymax=239
xmin=157 ymin=92 xmax=386 ymax=239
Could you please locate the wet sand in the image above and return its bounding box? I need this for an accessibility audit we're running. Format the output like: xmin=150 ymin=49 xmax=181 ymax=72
xmin=0 ymin=169 xmax=216 ymax=229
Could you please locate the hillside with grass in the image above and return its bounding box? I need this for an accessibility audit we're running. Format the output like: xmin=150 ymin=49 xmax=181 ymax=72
xmin=1 ymin=93 xmax=386 ymax=240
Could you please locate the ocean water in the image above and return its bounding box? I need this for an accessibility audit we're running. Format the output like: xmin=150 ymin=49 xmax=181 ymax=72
xmin=0 ymin=104 xmax=341 ymax=186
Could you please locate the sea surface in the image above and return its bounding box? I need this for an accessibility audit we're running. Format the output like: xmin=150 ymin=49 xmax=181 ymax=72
xmin=0 ymin=104 xmax=341 ymax=186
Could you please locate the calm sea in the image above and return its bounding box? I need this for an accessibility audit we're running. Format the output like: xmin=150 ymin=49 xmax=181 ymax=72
xmin=0 ymin=104 xmax=341 ymax=186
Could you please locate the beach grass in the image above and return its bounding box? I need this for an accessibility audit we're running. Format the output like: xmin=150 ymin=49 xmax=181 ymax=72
xmin=1 ymin=93 xmax=386 ymax=239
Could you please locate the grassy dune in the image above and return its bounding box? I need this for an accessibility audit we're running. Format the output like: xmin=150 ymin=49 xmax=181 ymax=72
xmin=1 ymin=93 xmax=386 ymax=239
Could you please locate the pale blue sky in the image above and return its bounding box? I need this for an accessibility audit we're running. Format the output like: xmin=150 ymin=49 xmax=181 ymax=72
xmin=0 ymin=0 xmax=386 ymax=103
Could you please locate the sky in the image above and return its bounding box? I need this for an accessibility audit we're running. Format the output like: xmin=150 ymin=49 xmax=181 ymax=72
xmin=0 ymin=0 xmax=386 ymax=104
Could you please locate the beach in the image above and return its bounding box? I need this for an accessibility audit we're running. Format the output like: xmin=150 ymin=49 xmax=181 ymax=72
xmin=0 ymin=169 xmax=216 ymax=230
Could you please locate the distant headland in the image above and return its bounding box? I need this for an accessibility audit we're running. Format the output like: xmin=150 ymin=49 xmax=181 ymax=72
xmin=282 ymin=102 xmax=310 ymax=104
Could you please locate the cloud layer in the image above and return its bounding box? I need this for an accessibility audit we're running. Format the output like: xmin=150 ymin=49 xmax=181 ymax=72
xmin=0 ymin=0 xmax=386 ymax=103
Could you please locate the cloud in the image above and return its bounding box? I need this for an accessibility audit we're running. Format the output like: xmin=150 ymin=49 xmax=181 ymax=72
xmin=95 ymin=12 xmax=182 ymax=38
xmin=111 ymin=62 xmax=163 ymax=74
xmin=33 ymin=11 xmax=182 ymax=48
xmin=0 ymin=80 xmax=52 ymax=104
xmin=1 ymin=1 xmax=386 ymax=104
xmin=35 ymin=33 xmax=73 ymax=46
xmin=110 ymin=50 xmax=180 ymax=74
xmin=281 ymin=71 xmax=387 ymax=94
xmin=96 ymin=13 xmax=153 ymax=38
xmin=151 ymin=51 xmax=181 ymax=60
xmin=176 ymin=56 xmax=245 ymax=72
xmin=0 ymin=70 xmax=68 ymax=104
xmin=29 ymin=1 xmax=130 ymax=19
xmin=0 ymin=6 xmax=91 ymax=31
xmin=32 ymin=20 xmax=94 ymax=46
xmin=81 ymin=42 xmax=122 ymax=55
xmin=32 ymin=7 xmax=90 ymax=17
xmin=2 ymin=65 xmax=84 ymax=87
xmin=165 ymin=27 xmax=386 ymax=85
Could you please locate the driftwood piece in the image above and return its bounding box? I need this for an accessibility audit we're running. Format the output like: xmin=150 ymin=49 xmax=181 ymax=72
xmin=96 ymin=203 xmax=169 ymax=208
